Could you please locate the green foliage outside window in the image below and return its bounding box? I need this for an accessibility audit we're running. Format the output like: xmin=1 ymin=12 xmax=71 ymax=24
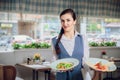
xmin=87 ymin=23 xmax=101 ymax=32
xmin=89 ymin=41 xmax=116 ymax=47
xmin=12 ymin=42 xmax=51 ymax=49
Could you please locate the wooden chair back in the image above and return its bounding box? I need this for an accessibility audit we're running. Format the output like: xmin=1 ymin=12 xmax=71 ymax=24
xmin=3 ymin=65 xmax=16 ymax=80
xmin=0 ymin=65 xmax=4 ymax=80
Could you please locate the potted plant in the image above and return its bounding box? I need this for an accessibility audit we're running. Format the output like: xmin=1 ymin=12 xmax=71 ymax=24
xmin=101 ymin=50 xmax=108 ymax=59
xmin=33 ymin=53 xmax=41 ymax=64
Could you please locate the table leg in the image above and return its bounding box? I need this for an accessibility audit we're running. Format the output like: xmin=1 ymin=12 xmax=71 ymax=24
xmin=45 ymin=70 xmax=51 ymax=80
xmin=109 ymin=72 xmax=114 ymax=79
xmin=36 ymin=71 xmax=38 ymax=80
xmin=45 ymin=71 xmax=47 ymax=80
xmin=33 ymin=70 xmax=38 ymax=80
xmin=33 ymin=70 xmax=35 ymax=80
xmin=106 ymin=72 xmax=109 ymax=78
xmin=48 ymin=71 xmax=51 ymax=80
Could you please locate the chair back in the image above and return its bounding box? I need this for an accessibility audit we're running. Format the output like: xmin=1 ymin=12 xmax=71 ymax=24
xmin=0 ymin=65 xmax=4 ymax=80
xmin=3 ymin=65 xmax=16 ymax=80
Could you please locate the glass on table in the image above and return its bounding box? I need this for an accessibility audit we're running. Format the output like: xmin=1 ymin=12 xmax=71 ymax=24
xmin=50 ymin=56 xmax=56 ymax=63
xmin=109 ymin=57 xmax=115 ymax=62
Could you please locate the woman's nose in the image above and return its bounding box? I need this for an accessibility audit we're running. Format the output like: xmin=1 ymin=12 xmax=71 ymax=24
xmin=63 ymin=22 xmax=68 ymax=26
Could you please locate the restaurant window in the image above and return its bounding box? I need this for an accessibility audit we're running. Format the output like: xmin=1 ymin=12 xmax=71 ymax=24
xmin=0 ymin=12 xmax=120 ymax=52
xmin=80 ymin=17 xmax=120 ymax=47
xmin=0 ymin=12 xmax=61 ymax=52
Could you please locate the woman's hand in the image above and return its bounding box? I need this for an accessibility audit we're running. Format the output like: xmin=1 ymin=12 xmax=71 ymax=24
xmin=92 ymin=70 xmax=102 ymax=80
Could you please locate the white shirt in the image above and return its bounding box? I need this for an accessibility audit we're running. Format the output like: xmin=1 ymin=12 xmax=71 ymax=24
xmin=60 ymin=32 xmax=78 ymax=56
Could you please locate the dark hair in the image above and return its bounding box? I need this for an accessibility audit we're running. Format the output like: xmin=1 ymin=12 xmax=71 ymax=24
xmin=55 ymin=8 xmax=76 ymax=54
xmin=60 ymin=8 xmax=76 ymax=21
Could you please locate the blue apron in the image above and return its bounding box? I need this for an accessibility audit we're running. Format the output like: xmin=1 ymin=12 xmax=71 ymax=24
xmin=52 ymin=35 xmax=84 ymax=80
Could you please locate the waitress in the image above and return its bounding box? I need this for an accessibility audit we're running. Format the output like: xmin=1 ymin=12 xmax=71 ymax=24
xmin=52 ymin=8 xmax=92 ymax=80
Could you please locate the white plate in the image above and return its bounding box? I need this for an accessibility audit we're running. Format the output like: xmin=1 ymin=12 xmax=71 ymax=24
xmin=26 ymin=64 xmax=46 ymax=69
xmin=85 ymin=58 xmax=117 ymax=72
xmin=50 ymin=58 xmax=79 ymax=71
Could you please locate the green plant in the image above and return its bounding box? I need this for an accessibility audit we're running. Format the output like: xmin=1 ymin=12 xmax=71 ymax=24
xmin=40 ymin=42 xmax=50 ymax=48
xmin=12 ymin=43 xmax=21 ymax=49
xmin=89 ymin=41 xmax=116 ymax=47
xmin=12 ymin=42 xmax=51 ymax=49
xmin=89 ymin=42 xmax=99 ymax=47
xmin=33 ymin=53 xmax=40 ymax=60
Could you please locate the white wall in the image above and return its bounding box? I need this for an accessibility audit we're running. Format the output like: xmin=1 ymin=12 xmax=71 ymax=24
xmin=90 ymin=47 xmax=120 ymax=58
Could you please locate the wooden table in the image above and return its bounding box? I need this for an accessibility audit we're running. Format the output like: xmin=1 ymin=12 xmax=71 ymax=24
xmin=16 ymin=63 xmax=51 ymax=80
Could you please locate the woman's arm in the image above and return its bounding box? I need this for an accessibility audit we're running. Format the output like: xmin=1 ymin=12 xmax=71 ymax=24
xmin=82 ymin=34 xmax=100 ymax=80
xmin=82 ymin=34 xmax=90 ymax=62
xmin=81 ymin=34 xmax=94 ymax=80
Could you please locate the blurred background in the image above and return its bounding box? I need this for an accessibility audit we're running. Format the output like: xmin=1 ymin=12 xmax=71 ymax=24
xmin=0 ymin=0 xmax=120 ymax=57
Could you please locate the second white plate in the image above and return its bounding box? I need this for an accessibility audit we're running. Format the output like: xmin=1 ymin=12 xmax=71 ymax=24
xmin=85 ymin=58 xmax=117 ymax=72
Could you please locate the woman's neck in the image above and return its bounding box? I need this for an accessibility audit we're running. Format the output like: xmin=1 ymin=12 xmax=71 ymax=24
xmin=64 ymin=30 xmax=75 ymax=39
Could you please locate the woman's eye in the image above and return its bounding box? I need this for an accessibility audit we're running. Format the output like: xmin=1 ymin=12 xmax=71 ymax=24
xmin=61 ymin=20 xmax=64 ymax=22
xmin=67 ymin=20 xmax=70 ymax=22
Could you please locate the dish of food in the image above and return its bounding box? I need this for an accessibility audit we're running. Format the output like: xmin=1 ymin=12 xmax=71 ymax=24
xmin=56 ymin=62 xmax=74 ymax=70
xmin=50 ymin=58 xmax=79 ymax=71
xmin=85 ymin=58 xmax=116 ymax=72
xmin=94 ymin=61 xmax=108 ymax=71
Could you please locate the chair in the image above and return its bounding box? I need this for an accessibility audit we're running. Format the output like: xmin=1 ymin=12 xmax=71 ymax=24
xmin=0 ymin=65 xmax=4 ymax=80
xmin=0 ymin=65 xmax=16 ymax=80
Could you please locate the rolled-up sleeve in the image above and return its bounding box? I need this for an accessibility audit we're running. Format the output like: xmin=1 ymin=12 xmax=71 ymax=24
xmin=82 ymin=34 xmax=93 ymax=80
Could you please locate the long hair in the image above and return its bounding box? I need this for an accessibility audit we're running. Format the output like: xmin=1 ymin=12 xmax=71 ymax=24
xmin=55 ymin=8 xmax=76 ymax=54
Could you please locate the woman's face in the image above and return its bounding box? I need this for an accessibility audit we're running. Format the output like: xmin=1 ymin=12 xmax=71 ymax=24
xmin=60 ymin=13 xmax=76 ymax=32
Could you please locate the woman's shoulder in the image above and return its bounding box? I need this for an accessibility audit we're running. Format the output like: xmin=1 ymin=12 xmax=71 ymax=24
xmin=76 ymin=33 xmax=87 ymax=40
xmin=76 ymin=32 xmax=84 ymax=37
xmin=52 ymin=36 xmax=58 ymax=43
xmin=52 ymin=36 xmax=57 ymax=40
